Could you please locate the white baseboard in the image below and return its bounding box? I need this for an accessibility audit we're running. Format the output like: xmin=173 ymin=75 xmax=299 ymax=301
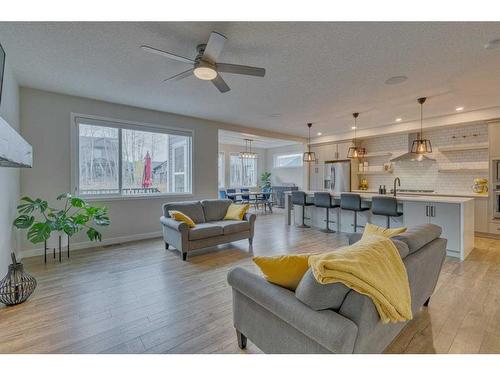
xmin=20 ymin=231 xmax=163 ymax=259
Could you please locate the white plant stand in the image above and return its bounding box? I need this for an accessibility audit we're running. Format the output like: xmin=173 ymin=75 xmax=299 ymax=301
xmin=44 ymin=231 xmax=70 ymax=263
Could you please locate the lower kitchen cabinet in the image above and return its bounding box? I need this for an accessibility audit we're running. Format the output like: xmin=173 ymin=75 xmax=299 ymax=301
xmin=403 ymin=201 xmax=469 ymax=258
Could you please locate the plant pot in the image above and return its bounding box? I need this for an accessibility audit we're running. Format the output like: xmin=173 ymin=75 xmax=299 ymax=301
xmin=45 ymin=231 xmax=69 ymax=249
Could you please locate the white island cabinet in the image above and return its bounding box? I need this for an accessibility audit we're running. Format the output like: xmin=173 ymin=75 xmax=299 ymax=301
xmin=403 ymin=201 xmax=474 ymax=259
xmin=285 ymin=191 xmax=475 ymax=261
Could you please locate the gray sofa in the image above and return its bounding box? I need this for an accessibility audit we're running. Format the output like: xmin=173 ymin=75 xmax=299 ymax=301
xmin=227 ymin=224 xmax=446 ymax=353
xmin=160 ymin=199 xmax=256 ymax=261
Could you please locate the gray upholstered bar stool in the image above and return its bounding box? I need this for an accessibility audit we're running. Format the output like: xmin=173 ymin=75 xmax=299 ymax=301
xmin=340 ymin=193 xmax=369 ymax=233
xmin=314 ymin=192 xmax=340 ymax=233
xmin=371 ymin=196 xmax=403 ymax=228
xmin=292 ymin=191 xmax=314 ymax=228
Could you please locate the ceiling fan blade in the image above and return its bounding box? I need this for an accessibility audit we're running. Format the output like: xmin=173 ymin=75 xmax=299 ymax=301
xmin=140 ymin=45 xmax=194 ymax=64
xmin=217 ymin=63 xmax=266 ymax=77
xmin=163 ymin=69 xmax=194 ymax=82
xmin=212 ymin=74 xmax=230 ymax=93
xmin=203 ymin=32 xmax=227 ymax=63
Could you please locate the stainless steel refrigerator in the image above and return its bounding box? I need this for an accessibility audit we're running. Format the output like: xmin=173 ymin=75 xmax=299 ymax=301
xmin=324 ymin=160 xmax=351 ymax=192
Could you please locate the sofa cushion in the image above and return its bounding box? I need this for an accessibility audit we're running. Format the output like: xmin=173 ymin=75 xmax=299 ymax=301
xmin=295 ymin=269 xmax=350 ymax=311
xmin=163 ymin=201 xmax=206 ymax=224
xmin=392 ymin=224 xmax=442 ymax=254
xmin=200 ymin=199 xmax=232 ymax=222
xmin=212 ymin=220 xmax=250 ymax=235
xmin=391 ymin=239 xmax=410 ymax=259
xmin=188 ymin=223 xmax=223 ymax=240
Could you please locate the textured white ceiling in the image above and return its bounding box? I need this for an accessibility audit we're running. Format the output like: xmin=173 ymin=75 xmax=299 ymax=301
xmin=218 ymin=129 xmax=300 ymax=148
xmin=1 ymin=22 xmax=500 ymax=137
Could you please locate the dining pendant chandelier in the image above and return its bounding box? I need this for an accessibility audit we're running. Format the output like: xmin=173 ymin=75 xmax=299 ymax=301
xmin=303 ymin=123 xmax=317 ymax=163
xmin=411 ymin=97 xmax=432 ymax=155
xmin=347 ymin=112 xmax=366 ymax=159
xmin=239 ymin=139 xmax=258 ymax=159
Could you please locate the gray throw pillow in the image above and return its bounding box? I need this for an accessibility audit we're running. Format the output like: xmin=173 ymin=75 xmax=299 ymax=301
xmin=295 ymin=269 xmax=350 ymax=311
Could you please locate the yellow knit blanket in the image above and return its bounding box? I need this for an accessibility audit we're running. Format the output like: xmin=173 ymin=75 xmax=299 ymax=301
xmin=308 ymin=235 xmax=412 ymax=324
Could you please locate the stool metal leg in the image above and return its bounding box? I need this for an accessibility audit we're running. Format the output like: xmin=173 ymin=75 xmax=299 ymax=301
xmin=321 ymin=207 xmax=335 ymax=233
xmin=387 ymin=216 xmax=391 ymax=228
xmin=297 ymin=205 xmax=310 ymax=228
xmin=353 ymin=211 xmax=357 ymax=233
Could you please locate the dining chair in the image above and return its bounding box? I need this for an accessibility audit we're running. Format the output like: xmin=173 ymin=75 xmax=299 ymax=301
xmin=240 ymin=188 xmax=251 ymax=204
xmin=219 ymin=190 xmax=227 ymax=199
xmin=226 ymin=188 xmax=237 ymax=202
xmin=258 ymin=187 xmax=273 ymax=213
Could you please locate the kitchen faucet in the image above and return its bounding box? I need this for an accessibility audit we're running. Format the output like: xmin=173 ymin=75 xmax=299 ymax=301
xmin=393 ymin=177 xmax=401 ymax=197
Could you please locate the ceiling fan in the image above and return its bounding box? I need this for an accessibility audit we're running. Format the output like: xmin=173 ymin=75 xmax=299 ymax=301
xmin=141 ymin=31 xmax=266 ymax=93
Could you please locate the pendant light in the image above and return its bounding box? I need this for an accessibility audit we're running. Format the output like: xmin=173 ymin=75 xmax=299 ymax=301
xmin=239 ymin=139 xmax=258 ymax=159
xmin=303 ymin=123 xmax=317 ymax=163
xmin=347 ymin=112 xmax=366 ymax=159
xmin=411 ymin=97 xmax=432 ymax=155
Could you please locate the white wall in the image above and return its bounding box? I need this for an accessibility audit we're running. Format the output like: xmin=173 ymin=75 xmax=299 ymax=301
xmin=264 ymin=144 xmax=306 ymax=189
xmin=19 ymin=88 xmax=224 ymax=256
xmin=358 ymin=123 xmax=489 ymax=193
xmin=0 ymin=61 xmax=20 ymax=274
xmin=218 ymin=143 xmax=266 ymax=188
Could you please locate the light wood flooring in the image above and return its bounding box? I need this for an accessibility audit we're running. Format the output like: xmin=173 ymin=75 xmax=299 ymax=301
xmin=2 ymin=209 xmax=500 ymax=354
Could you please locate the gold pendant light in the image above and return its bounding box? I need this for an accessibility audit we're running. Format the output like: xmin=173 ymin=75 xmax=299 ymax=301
xmin=411 ymin=97 xmax=432 ymax=155
xmin=239 ymin=139 xmax=258 ymax=159
xmin=303 ymin=123 xmax=317 ymax=163
xmin=347 ymin=112 xmax=366 ymax=159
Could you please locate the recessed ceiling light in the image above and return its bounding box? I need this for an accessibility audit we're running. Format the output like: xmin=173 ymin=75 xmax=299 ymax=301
xmin=269 ymin=113 xmax=282 ymax=118
xmin=385 ymin=76 xmax=408 ymax=85
xmin=395 ymin=118 xmax=402 ymax=122
xmin=485 ymin=38 xmax=500 ymax=50
xmin=351 ymin=126 xmax=357 ymax=130
xmin=455 ymin=106 xmax=464 ymax=111
xmin=317 ymin=132 xmax=322 ymax=136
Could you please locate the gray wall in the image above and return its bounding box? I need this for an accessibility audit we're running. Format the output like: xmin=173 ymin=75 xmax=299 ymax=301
xmin=0 ymin=61 xmax=20 ymax=273
xmin=264 ymin=144 xmax=306 ymax=189
xmin=19 ymin=88 xmax=221 ymax=256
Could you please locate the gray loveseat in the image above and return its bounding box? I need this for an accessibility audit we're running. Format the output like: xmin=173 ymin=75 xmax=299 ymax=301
xmin=227 ymin=224 xmax=446 ymax=353
xmin=160 ymin=199 xmax=256 ymax=261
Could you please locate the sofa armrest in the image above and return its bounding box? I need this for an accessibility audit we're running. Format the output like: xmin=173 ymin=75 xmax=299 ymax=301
xmin=243 ymin=212 xmax=256 ymax=223
xmin=227 ymin=267 xmax=358 ymax=353
xmin=160 ymin=216 xmax=189 ymax=232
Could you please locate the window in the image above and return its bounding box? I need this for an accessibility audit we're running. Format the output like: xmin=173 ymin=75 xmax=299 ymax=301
xmin=230 ymin=153 xmax=257 ymax=187
xmin=218 ymin=152 xmax=225 ymax=188
xmin=75 ymin=116 xmax=192 ymax=197
xmin=274 ymin=153 xmax=303 ymax=168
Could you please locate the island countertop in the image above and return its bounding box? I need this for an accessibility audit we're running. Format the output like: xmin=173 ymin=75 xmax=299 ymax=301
xmin=285 ymin=190 xmax=474 ymax=204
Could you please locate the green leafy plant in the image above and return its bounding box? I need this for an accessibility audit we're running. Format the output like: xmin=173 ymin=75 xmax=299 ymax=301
xmin=260 ymin=171 xmax=272 ymax=189
xmin=13 ymin=193 xmax=110 ymax=244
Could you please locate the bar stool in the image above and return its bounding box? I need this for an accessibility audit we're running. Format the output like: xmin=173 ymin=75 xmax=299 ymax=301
xmin=371 ymin=196 xmax=403 ymax=228
xmin=340 ymin=193 xmax=369 ymax=233
xmin=292 ymin=191 xmax=314 ymax=228
xmin=314 ymin=192 xmax=340 ymax=233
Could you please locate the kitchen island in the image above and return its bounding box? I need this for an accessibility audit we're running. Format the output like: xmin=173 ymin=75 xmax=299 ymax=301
xmin=284 ymin=191 xmax=475 ymax=260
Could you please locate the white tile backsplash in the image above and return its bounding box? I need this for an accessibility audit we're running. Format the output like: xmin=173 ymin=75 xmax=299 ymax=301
xmin=359 ymin=123 xmax=489 ymax=194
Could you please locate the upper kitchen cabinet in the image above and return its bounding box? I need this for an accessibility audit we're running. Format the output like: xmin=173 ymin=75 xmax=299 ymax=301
xmin=489 ymin=121 xmax=500 ymax=158
xmin=337 ymin=142 xmax=352 ymax=160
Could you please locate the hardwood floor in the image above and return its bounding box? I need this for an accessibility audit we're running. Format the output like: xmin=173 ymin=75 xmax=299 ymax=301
xmin=1 ymin=208 xmax=500 ymax=354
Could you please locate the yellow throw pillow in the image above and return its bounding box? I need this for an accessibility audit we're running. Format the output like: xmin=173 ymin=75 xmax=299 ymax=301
xmin=253 ymin=254 xmax=314 ymax=290
xmin=168 ymin=210 xmax=196 ymax=228
xmin=361 ymin=223 xmax=406 ymax=240
xmin=224 ymin=203 xmax=250 ymax=221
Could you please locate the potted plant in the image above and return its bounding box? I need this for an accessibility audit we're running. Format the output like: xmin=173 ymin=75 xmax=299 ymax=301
xmin=260 ymin=171 xmax=272 ymax=189
xmin=13 ymin=193 xmax=110 ymax=247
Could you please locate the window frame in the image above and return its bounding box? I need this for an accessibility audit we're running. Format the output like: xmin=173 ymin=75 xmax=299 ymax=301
xmin=218 ymin=151 xmax=225 ymax=188
xmin=229 ymin=152 xmax=257 ymax=188
xmin=70 ymin=113 xmax=194 ymax=201
xmin=273 ymin=152 xmax=304 ymax=169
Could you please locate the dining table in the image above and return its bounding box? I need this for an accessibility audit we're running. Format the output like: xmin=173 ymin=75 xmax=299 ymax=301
xmin=225 ymin=191 xmax=273 ymax=213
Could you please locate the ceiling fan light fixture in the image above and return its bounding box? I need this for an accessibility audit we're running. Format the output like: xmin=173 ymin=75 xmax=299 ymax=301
xmin=193 ymin=64 xmax=217 ymax=80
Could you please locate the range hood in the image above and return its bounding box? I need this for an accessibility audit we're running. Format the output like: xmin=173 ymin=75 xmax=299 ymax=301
xmin=0 ymin=115 xmax=32 ymax=168
xmin=390 ymin=133 xmax=435 ymax=162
